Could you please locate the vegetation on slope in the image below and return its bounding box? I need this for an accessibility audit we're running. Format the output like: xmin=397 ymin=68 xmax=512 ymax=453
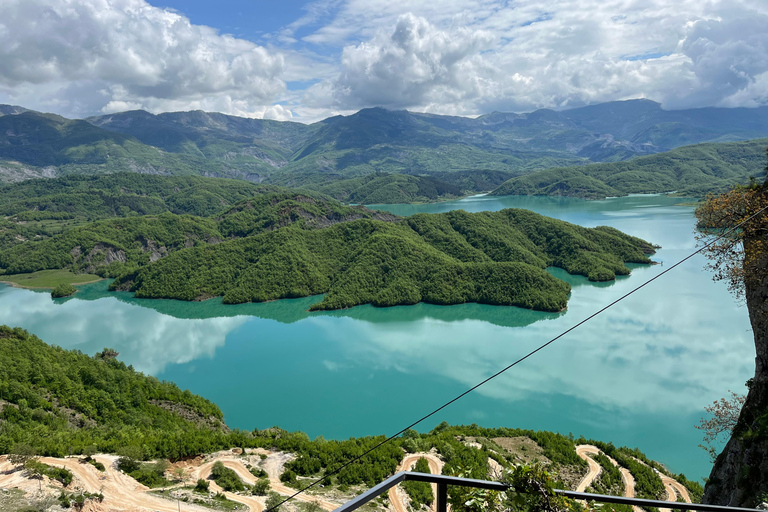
xmin=491 ymin=139 xmax=768 ymax=199
xmin=0 ymin=325 xmax=229 ymax=459
xmin=0 ymin=328 xmax=697 ymax=499
xmin=0 ymin=110 xmax=254 ymax=181
xmin=111 ymin=209 xmax=654 ymax=312
xmin=215 ymin=190 xmax=397 ymax=238
xmin=0 ymin=213 xmax=221 ymax=276
xmin=0 ymin=174 xmax=282 ymax=221
xmin=315 ymin=173 xmax=463 ymax=204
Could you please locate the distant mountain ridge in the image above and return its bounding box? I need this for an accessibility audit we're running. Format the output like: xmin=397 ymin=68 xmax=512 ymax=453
xmin=2 ymin=99 xmax=768 ymax=201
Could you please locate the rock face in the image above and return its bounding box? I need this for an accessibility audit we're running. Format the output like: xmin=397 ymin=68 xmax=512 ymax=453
xmin=704 ymin=184 xmax=768 ymax=507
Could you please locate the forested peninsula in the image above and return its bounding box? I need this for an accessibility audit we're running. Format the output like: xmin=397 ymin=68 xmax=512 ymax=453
xmin=490 ymin=138 xmax=768 ymax=199
xmin=0 ymin=175 xmax=656 ymax=312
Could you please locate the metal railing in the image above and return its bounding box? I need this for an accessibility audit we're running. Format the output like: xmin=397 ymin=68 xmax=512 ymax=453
xmin=333 ymin=472 xmax=762 ymax=512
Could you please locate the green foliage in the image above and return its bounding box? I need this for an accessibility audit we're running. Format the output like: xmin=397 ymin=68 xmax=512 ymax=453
xmin=402 ymin=458 xmax=434 ymax=508
xmin=51 ymin=283 xmax=77 ymax=298
xmin=266 ymin=492 xmax=284 ymax=512
xmin=0 ymin=325 xmax=229 ymax=459
xmin=58 ymin=490 xmax=103 ymax=509
xmin=316 ymin=173 xmax=463 ymax=204
xmin=252 ymin=478 xmax=271 ymax=496
xmin=115 ymin=209 xmax=652 ymax=311
xmin=24 ymin=459 xmax=73 ymax=486
xmin=587 ymin=442 xmax=665 ymax=500
xmin=280 ymin=469 xmax=297 ymax=484
xmin=195 ymin=479 xmax=210 ymax=492
xmin=491 ymin=138 xmax=768 ymax=199
xmin=502 ymin=464 xmax=576 ymax=512
xmin=0 ymin=174 xmax=283 ymax=221
xmin=587 ymin=452 xmax=624 ymax=495
xmin=211 ymin=461 xmax=245 ymax=492
xmin=0 ymin=213 xmax=221 ymax=275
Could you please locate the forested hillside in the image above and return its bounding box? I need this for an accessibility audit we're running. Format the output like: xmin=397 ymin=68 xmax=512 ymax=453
xmin=4 ymin=100 xmax=768 ymax=203
xmin=491 ymin=138 xmax=768 ymax=199
xmin=0 ymin=175 xmax=655 ymax=312
xmin=112 ymin=209 xmax=654 ymax=311
xmin=0 ymin=325 xmax=228 ymax=458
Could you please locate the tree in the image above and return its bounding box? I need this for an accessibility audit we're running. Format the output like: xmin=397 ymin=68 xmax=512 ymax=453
xmin=696 ymin=388 xmax=747 ymax=459
xmin=252 ymin=478 xmax=271 ymax=496
xmin=51 ymin=283 xmax=77 ymax=298
xmin=266 ymin=491 xmax=284 ymax=512
xmin=697 ymin=149 xmax=768 ymax=506
xmin=7 ymin=443 xmax=37 ymax=466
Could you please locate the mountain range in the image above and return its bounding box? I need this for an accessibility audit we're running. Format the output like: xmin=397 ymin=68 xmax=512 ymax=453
xmin=2 ymin=99 xmax=768 ymax=202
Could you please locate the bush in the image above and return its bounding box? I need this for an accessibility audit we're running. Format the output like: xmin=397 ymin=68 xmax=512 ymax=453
xmin=266 ymin=492 xmax=284 ymax=512
xmin=51 ymin=283 xmax=77 ymax=298
xmin=210 ymin=461 xmax=245 ymax=492
xmin=252 ymin=478 xmax=271 ymax=496
xmin=403 ymin=458 xmax=434 ymax=508
xmin=195 ymin=479 xmax=209 ymax=492
xmin=280 ymin=469 xmax=297 ymax=484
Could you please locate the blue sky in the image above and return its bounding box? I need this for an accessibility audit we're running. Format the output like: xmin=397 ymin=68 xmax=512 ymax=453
xmin=147 ymin=0 xmax=311 ymax=43
xmin=1 ymin=0 xmax=767 ymax=122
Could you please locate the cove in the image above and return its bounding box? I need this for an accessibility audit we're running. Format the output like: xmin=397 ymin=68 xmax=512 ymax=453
xmin=0 ymin=194 xmax=754 ymax=482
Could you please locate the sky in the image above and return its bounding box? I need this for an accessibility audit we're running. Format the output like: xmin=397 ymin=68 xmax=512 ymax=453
xmin=1 ymin=0 xmax=767 ymax=123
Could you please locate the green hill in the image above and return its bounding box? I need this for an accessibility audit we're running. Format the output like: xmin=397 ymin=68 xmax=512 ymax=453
xmin=490 ymin=138 xmax=768 ymax=199
xmin=0 ymin=180 xmax=655 ymax=312
xmin=0 ymin=325 xmax=229 ymax=459
xmin=112 ymin=209 xmax=655 ymax=312
xmin=5 ymin=100 xmax=768 ymax=203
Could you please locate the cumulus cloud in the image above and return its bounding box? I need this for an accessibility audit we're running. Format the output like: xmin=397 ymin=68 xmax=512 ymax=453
xmin=303 ymin=0 xmax=768 ymax=115
xmin=0 ymin=0 xmax=289 ymax=118
xmin=306 ymin=13 xmax=494 ymax=110
xmin=1 ymin=0 xmax=768 ymax=121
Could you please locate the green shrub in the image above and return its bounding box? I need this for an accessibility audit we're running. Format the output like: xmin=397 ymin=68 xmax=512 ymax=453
xmin=51 ymin=283 xmax=77 ymax=298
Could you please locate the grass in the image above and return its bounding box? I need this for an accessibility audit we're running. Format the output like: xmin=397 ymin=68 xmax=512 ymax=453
xmin=0 ymin=269 xmax=101 ymax=288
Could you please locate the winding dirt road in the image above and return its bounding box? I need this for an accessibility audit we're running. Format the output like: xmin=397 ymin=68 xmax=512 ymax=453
xmin=575 ymin=446 xmax=642 ymax=512
xmin=192 ymin=457 xmax=337 ymax=511
xmin=388 ymin=453 xmax=444 ymax=512
xmin=575 ymin=446 xmax=693 ymax=512
xmin=627 ymin=456 xmax=692 ymax=512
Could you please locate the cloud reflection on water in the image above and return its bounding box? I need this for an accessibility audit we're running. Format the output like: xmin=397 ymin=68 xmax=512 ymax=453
xmin=306 ymin=253 xmax=754 ymax=415
xmin=0 ymin=285 xmax=247 ymax=374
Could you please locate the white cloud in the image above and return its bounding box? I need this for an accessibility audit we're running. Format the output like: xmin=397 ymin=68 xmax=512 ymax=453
xmin=0 ymin=285 xmax=248 ymax=374
xmin=0 ymin=0 xmax=288 ymax=118
xmin=306 ymin=13 xmax=495 ymax=110
xmin=302 ymin=0 xmax=768 ymax=115
xmin=1 ymin=0 xmax=768 ymax=121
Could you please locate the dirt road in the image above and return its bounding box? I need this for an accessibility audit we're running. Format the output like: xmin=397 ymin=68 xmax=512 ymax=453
xmin=388 ymin=453 xmax=444 ymax=512
xmin=193 ymin=457 xmax=337 ymax=511
xmin=575 ymin=445 xmax=641 ymax=512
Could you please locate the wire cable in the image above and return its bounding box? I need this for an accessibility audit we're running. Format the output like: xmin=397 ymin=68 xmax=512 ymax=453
xmin=265 ymin=202 xmax=768 ymax=512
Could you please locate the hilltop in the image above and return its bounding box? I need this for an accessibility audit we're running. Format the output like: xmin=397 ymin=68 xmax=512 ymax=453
xmin=3 ymin=100 xmax=768 ymax=202
xmin=490 ymin=138 xmax=768 ymax=199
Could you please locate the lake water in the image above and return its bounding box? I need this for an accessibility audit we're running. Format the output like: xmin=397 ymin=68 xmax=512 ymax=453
xmin=0 ymin=194 xmax=755 ymax=482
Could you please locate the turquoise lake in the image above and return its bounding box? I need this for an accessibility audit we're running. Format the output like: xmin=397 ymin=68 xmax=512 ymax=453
xmin=0 ymin=194 xmax=755 ymax=482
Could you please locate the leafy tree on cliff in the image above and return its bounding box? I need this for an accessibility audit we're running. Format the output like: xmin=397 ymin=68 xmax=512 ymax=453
xmin=696 ymin=149 xmax=768 ymax=507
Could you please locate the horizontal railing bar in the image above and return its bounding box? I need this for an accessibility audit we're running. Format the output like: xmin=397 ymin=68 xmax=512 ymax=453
xmin=556 ymin=490 xmax=761 ymax=512
xmin=333 ymin=472 xmax=764 ymax=512
xmin=333 ymin=472 xmax=406 ymax=512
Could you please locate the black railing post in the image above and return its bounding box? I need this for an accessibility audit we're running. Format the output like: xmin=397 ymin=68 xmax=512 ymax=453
xmin=436 ymin=482 xmax=447 ymax=512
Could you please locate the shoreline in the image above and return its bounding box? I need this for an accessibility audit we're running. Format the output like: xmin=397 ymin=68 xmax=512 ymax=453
xmin=0 ymin=277 xmax=105 ymax=290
